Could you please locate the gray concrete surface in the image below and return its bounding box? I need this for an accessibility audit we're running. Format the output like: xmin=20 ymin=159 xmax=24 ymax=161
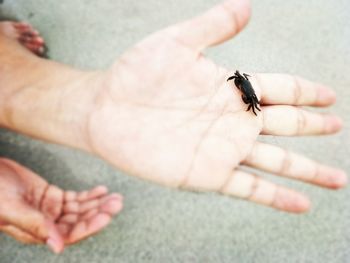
xmin=0 ymin=0 xmax=349 ymax=262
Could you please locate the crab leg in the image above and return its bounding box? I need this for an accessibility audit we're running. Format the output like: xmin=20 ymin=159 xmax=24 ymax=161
xmin=251 ymin=104 xmax=257 ymax=116
xmin=246 ymin=104 xmax=252 ymax=112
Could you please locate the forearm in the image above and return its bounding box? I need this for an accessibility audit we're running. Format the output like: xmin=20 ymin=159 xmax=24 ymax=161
xmin=0 ymin=51 xmax=101 ymax=152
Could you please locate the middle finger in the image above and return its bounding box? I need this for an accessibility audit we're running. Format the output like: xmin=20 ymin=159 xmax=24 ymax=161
xmin=250 ymin=73 xmax=336 ymax=106
xmin=261 ymin=105 xmax=342 ymax=136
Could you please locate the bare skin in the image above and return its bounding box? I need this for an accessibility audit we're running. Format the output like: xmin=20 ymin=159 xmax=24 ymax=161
xmin=0 ymin=22 xmax=123 ymax=253
xmin=0 ymin=0 xmax=347 ymax=250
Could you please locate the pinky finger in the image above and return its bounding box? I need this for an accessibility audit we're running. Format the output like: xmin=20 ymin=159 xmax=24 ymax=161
xmin=220 ymin=170 xmax=311 ymax=213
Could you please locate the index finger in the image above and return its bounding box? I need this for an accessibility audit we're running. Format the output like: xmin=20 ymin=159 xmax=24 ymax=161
xmin=250 ymin=73 xmax=336 ymax=106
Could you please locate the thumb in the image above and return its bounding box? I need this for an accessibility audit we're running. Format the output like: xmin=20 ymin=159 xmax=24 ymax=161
xmin=166 ymin=0 xmax=251 ymax=52
xmin=0 ymin=201 xmax=64 ymax=253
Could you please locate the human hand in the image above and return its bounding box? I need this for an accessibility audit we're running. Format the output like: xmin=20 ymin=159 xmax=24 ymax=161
xmin=84 ymin=0 xmax=347 ymax=214
xmin=0 ymin=158 xmax=122 ymax=253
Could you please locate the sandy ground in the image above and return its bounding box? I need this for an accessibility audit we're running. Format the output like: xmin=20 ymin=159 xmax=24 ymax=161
xmin=0 ymin=0 xmax=349 ymax=262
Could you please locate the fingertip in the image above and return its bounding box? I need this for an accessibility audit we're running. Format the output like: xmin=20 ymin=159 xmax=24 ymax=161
xmin=88 ymin=214 xmax=111 ymax=232
xmin=102 ymin=198 xmax=123 ymax=215
xmin=100 ymin=194 xmax=123 ymax=215
xmin=110 ymin=202 xmax=123 ymax=215
xmin=171 ymin=0 xmax=252 ymax=51
xmin=325 ymin=115 xmax=343 ymax=133
xmin=284 ymin=193 xmax=311 ymax=214
xmin=227 ymin=0 xmax=252 ymax=31
xmin=293 ymin=195 xmax=311 ymax=213
xmin=46 ymin=237 xmax=64 ymax=254
xmin=284 ymin=197 xmax=311 ymax=214
xmin=330 ymin=170 xmax=348 ymax=189
xmin=314 ymin=166 xmax=348 ymax=189
xmin=46 ymin=221 xmax=64 ymax=253
xmin=317 ymin=85 xmax=337 ymax=105
xmin=274 ymin=189 xmax=311 ymax=213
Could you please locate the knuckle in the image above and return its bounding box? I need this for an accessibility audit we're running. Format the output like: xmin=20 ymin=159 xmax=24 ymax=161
xmin=296 ymin=109 xmax=307 ymax=135
xmin=247 ymin=175 xmax=260 ymax=200
xmin=293 ymin=75 xmax=302 ymax=105
xmin=280 ymin=150 xmax=292 ymax=175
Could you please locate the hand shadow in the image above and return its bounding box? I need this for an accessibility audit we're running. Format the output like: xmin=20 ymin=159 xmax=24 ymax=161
xmin=0 ymin=128 xmax=88 ymax=190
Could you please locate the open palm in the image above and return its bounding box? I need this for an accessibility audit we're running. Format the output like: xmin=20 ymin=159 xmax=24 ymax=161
xmin=87 ymin=0 xmax=346 ymax=213
xmin=0 ymin=158 xmax=122 ymax=253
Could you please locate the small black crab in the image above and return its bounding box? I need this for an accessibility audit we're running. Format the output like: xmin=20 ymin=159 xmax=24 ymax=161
xmin=227 ymin=70 xmax=261 ymax=116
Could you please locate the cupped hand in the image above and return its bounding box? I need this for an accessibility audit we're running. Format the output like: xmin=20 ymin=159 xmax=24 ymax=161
xmin=0 ymin=158 xmax=123 ymax=253
xmin=86 ymin=0 xmax=346 ymax=213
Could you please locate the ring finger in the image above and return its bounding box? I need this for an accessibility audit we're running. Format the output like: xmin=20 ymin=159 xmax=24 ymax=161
xmin=220 ymin=169 xmax=310 ymax=213
xmin=243 ymin=142 xmax=347 ymax=188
